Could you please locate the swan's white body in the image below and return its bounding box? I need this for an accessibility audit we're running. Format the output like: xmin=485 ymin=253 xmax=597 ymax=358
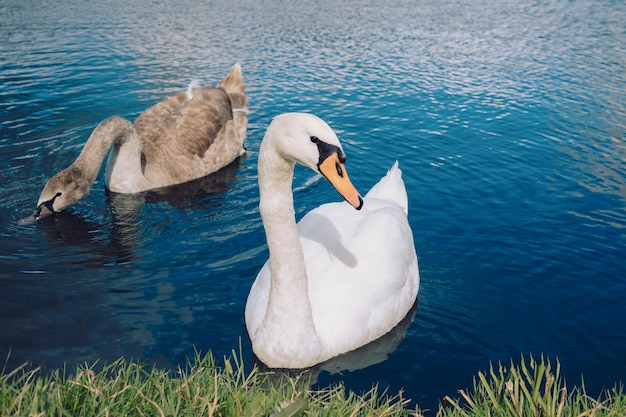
xmin=245 ymin=113 xmax=419 ymax=369
xmin=33 ymin=64 xmax=247 ymax=219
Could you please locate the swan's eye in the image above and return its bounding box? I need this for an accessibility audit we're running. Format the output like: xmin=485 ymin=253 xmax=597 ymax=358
xmin=335 ymin=162 xmax=343 ymax=178
xmin=310 ymin=136 xmax=320 ymax=143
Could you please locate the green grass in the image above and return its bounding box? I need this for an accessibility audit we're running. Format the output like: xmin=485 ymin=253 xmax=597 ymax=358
xmin=1 ymin=351 xmax=624 ymax=417
xmin=439 ymin=355 xmax=626 ymax=417
xmin=0 ymin=350 xmax=413 ymax=417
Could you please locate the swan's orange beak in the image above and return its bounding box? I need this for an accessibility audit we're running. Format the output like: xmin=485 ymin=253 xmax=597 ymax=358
xmin=318 ymin=153 xmax=363 ymax=210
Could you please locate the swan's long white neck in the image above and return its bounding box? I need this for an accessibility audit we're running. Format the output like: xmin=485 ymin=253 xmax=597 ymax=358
xmin=255 ymin=140 xmax=322 ymax=366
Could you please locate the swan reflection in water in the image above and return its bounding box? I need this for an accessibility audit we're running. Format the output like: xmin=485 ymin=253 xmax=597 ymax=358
xmin=254 ymin=301 xmax=418 ymax=386
xmin=35 ymin=156 xmax=244 ymax=264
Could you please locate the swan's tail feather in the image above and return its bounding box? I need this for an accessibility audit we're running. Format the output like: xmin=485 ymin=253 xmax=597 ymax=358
xmin=217 ymin=63 xmax=248 ymax=115
xmin=364 ymin=161 xmax=408 ymax=214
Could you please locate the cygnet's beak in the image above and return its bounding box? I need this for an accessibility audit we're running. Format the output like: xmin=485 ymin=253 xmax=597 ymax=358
xmin=32 ymin=194 xmax=59 ymax=221
xmin=318 ymin=152 xmax=363 ymax=210
xmin=33 ymin=202 xmax=54 ymax=220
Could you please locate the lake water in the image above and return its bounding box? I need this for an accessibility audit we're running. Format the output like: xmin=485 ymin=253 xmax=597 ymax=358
xmin=1 ymin=0 xmax=625 ymax=412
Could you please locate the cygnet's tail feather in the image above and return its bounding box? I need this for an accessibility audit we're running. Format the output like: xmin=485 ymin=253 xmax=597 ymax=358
xmin=364 ymin=161 xmax=408 ymax=214
xmin=217 ymin=63 xmax=248 ymax=115
xmin=218 ymin=63 xmax=245 ymax=95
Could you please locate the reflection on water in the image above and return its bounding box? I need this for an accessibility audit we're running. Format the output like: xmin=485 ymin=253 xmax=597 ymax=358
xmin=37 ymin=210 xmax=135 ymax=266
xmin=107 ymin=157 xmax=245 ymax=258
xmin=312 ymin=301 xmax=417 ymax=377
xmin=258 ymin=302 xmax=418 ymax=387
xmin=1 ymin=0 xmax=626 ymax=413
xmin=31 ymin=157 xmax=245 ymax=267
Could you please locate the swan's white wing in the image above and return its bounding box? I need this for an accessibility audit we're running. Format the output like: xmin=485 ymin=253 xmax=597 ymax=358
xmin=298 ymin=196 xmax=419 ymax=354
xmin=364 ymin=161 xmax=408 ymax=214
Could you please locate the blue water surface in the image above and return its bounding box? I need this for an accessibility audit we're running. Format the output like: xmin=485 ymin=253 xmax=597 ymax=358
xmin=1 ymin=0 xmax=625 ymax=412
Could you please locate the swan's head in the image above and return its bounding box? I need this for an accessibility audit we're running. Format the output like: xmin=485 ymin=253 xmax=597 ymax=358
xmin=261 ymin=113 xmax=363 ymax=210
xmin=33 ymin=165 xmax=91 ymax=220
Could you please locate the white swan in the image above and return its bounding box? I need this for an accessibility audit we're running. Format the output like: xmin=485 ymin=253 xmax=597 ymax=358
xmin=245 ymin=113 xmax=419 ymax=369
xmin=33 ymin=63 xmax=248 ymax=220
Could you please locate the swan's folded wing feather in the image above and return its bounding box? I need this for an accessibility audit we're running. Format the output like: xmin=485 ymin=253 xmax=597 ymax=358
xmin=135 ymin=88 xmax=233 ymax=160
xmin=176 ymin=87 xmax=233 ymax=158
xmin=364 ymin=161 xmax=408 ymax=214
xmin=299 ymin=198 xmax=418 ymax=352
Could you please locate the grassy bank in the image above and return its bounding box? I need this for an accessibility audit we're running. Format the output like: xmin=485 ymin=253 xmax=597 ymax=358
xmin=1 ymin=351 xmax=624 ymax=416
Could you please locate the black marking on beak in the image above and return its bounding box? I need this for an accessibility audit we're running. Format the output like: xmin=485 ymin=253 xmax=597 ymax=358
xmin=34 ymin=192 xmax=62 ymax=220
xmin=310 ymin=136 xmax=346 ymax=169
